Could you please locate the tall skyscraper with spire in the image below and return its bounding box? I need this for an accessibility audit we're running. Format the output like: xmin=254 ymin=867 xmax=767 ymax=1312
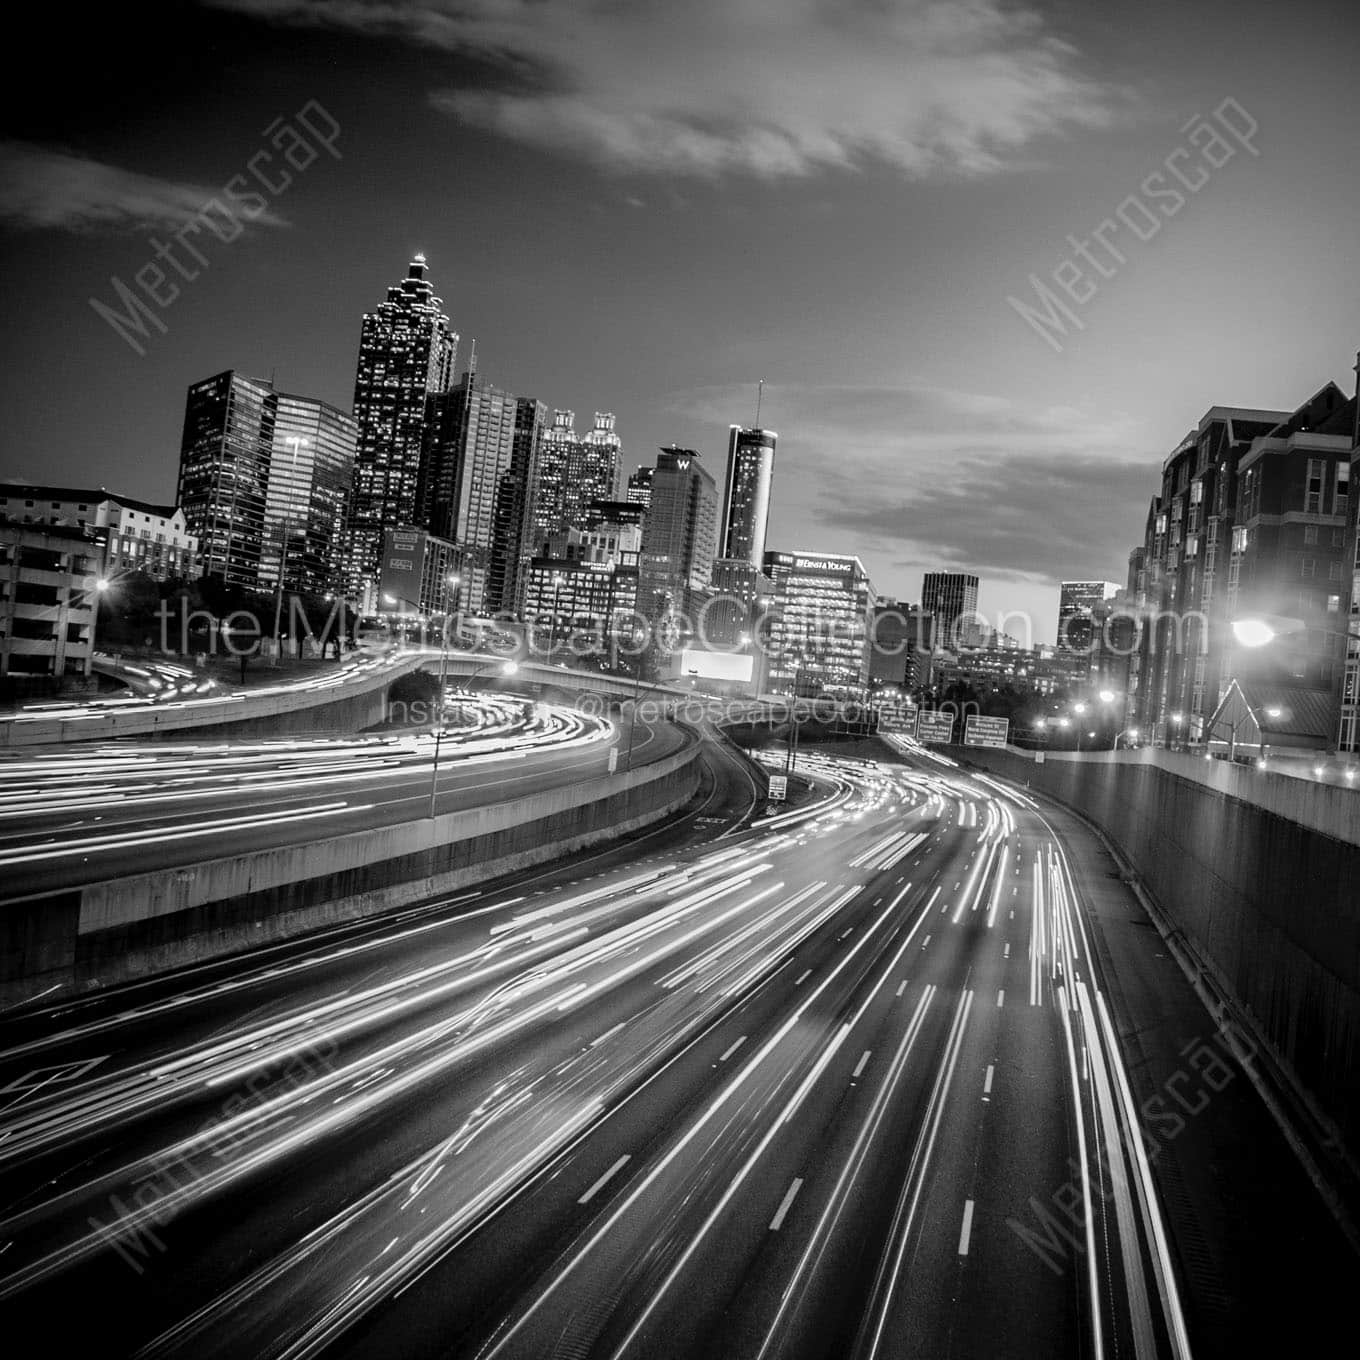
xmin=345 ymin=253 xmax=457 ymax=605
xmin=719 ymin=425 xmax=777 ymax=568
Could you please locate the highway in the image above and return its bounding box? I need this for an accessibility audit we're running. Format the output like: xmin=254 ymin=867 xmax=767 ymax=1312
xmin=0 ymin=696 xmax=674 ymax=900
xmin=0 ymin=739 xmax=1221 ymax=1359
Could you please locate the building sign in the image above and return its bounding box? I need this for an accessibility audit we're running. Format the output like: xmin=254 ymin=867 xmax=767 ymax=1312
xmin=767 ymin=773 xmax=788 ymax=801
xmin=917 ymin=711 xmax=955 ymax=743
xmin=964 ymin=714 xmax=1010 ymax=748
xmin=792 ymin=556 xmax=847 ymax=572
xmin=379 ymin=528 xmax=423 ymax=607
xmin=878 ymin=705 xmax=919 ymax=736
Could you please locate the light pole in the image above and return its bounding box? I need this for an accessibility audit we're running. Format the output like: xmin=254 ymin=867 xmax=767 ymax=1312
xmin=1114 ymin=727 xmax=1140 ymax=750
xmin=270 ymin=435 xmax=309 ymax=666
xmin=785 ymin=653 xmax=813 ymax=776
xmin=547 ymin=572 xmax=566 ymax=663
xmin=428 ymin=655 xmax=517 ymax=820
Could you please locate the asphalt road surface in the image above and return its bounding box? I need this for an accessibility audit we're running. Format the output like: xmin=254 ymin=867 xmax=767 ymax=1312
xmin=0 ymin=739 xmax=1350 ymax=1357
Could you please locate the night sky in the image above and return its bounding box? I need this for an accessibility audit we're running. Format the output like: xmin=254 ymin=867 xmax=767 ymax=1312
xmin=2 ymin=0 xmax=1356 ymax=640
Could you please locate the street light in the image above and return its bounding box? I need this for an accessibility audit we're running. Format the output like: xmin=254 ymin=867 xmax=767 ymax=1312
xmin=269 ymin=435 xmax=309 ymax=666
xmin=428 ymin=657 xmax=518 ymax=819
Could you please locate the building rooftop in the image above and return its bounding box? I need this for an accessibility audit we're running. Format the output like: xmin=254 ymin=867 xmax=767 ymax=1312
xmin=0 ymin=481 xmax=182 ymax=521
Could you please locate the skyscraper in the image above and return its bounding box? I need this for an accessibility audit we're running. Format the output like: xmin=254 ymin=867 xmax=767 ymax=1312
xmin=259 ymin=394 xmax=358 ymax=596
xmin=719 ymin=425 xmax=777 ymax=568
xmin=531 ymin=410 xmax=623 ymax=545
xmin=486 ymin=397 xmax=548 ymax=616
xmin=418 ymin=372 xmax=521 ymax=616
xmin=177 ymin=371 xmax=277 ymax=589
xmin=1055 ymin=580 xmax=1120 ymax=682
xmin=921 ymin=571 xmax=980 ymax=648
xmin=626 ymin=466 xmax=655 ymax=511
xmin=638 ymin=446 xmax=718 ymax=622
xmin=346 ymin=254 xmax=457 ymax=604
xmin=763 ymin=551 xmax=877 ymax=694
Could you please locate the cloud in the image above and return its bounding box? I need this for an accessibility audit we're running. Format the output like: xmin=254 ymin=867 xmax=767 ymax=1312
xmin=209 ymin=0 xmax=1115 ymax=178
xmin=0 ymin=140 xmax=289 ymax=232
xmin=665 ymin=380 xmax=1155 ymax=589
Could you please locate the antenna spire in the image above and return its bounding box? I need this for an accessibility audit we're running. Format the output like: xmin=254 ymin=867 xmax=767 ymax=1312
xmin=468 ymin=338 xmax=477 ymax=381
xmin=755 ymin=378 xmax=764 ymax=427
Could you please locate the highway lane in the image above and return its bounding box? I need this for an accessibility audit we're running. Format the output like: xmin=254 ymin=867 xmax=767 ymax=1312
xmin=0 ymin=743 xmax=1192 ymax=1358
xmin=0 ymin=699 xmax=684 ymax=901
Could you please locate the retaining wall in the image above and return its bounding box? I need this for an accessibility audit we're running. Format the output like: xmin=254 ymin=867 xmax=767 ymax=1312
xmin=957 ymin=745 xmax=1360 ymax=1164
xmin=1 ymin=736 xmax=700 ymax=1005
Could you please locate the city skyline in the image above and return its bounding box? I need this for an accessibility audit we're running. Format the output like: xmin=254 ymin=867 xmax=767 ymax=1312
xmin=3 ymin=1 xmax=1357 ymax=640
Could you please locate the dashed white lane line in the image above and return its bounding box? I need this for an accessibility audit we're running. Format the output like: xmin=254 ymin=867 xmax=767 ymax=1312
xmin=770 ymin=1178 xmax=804 ymax=1231
xmin=719 ymin=1036 xmax=746 ymax=1062
xmin=579 ymin=1154 xmax=630 ymax=1205
xmin=959 ymin=1199 xmax=975 ymax=1255
xmin=1003 ymin=942 xmax=1010 ymax=959
xmin=852 ymin=1050 xmax=872 ymax=1079
xmin=983 ymin=1064 xmax=994 ymax=1095
xmin=921 ymin=934 xmax=931 ymax=950
xmin=895 ymin=980 xmax=907 ymax=997
xmin=997 ymin=989 xmax=1006 ymax=1008
xmin=795 ymin=969 xmax=812 ymax=985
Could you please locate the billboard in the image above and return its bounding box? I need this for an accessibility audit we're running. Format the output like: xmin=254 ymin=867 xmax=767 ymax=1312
xmin=964 ymin=714 xmax=1010 ymax=748
xmin=379 ymin=528 xmax=424 ymax=609
xmin=673 ymin=648 xmax=754 ymax=684
xmin=917 ymin=710 xmax=955 ymax=743
xmin=767 ymin=773 xmax=788 ymax=801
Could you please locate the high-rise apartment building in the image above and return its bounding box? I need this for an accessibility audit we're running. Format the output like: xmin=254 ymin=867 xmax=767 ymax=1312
xmin=346 ymin=254 xmax=457 ymax=602
xmin=177 ymin=371 xmax=278 ymax=589
xmin=763 ymin=550 xmax=877 ymax=695
xmin=638 ymin=446 xmax=718 ymax=621
xmin=921 ymin=572 xmax=980 ymax=648
xmin=1131 ymin=382 xmax=1356 ymax=746
xmin=719 ymin=425 xmax=777 ymax=568
xmin=259 ymin=395 xmax=358 ymax=595
xmin=530 ymin=410 xmax=622 ymax=546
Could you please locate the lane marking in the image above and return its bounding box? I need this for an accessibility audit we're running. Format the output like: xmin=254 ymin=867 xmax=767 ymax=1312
xmin=852 ymin=1050 xmax=872 ymax=1079
xmin=895 ymin=980 xmax=907 ymax=997
xmin=719 ymin=1036 xmax=746 ymax=1062
xmin=578 ymin=1154 xmax=630 ymax=1205
xmin=959 ymin=1199 xmax=975 ymax=1255
xmin=795 ymin=969 xmax=812 ymax=985
xmin=983 ymin=1064 xmax=994 ymax=1095
xmin=997 ymin=989 xmax=1005 ymax=1008
xmin=770 ymin=1178 xmax=804 ymax=1231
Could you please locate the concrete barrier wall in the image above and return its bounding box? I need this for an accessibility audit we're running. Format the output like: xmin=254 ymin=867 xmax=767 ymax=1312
xmin=958 ymin=746 xmax=1360 ymax=1161
xmin=0 ymin=656 xmax=428 ymax=747
xmin=1 ymin=738 xmax=700 ymax=1005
